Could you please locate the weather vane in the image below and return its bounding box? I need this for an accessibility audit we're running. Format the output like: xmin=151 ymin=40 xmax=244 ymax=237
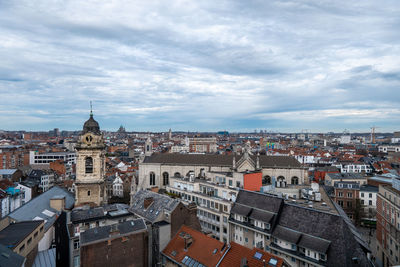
xmin=90 ymin=101 xmax=93 ymax=116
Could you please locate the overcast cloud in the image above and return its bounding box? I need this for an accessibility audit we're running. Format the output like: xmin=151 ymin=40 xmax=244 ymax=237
xmin=0 ymin=0 xmax=399 ymax=132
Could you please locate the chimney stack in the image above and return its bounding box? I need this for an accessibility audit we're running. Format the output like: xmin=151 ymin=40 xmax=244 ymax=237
xmin=184 ymin=234 xmax=193 ymax=250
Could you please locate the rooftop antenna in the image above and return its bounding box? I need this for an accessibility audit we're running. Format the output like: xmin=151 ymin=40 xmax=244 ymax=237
xmin=90 ymin=101 xmax=93 ymax=117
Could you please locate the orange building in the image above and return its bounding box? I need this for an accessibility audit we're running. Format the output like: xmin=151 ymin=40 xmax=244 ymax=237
xmin=243 ymin=172 xmax=262 ymax=191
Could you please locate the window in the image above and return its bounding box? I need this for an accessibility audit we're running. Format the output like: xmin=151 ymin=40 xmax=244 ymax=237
xmin=73 ymin=256 xmax=80 ymax=267
xmin=19 ymin=244 xmax=25 ymax=252
xmin=229 ymin=180 xmax=232 ymax=186
xmin=369 ymin=200 xmax=372 ymax=205
xmin=347 ymin=201 xmax=352 ymax=208
xmin=85 ymin=157 xmax=93 ymax=173
xmin=263 ymin=176 xmax=271 ymax=185
xmin=87 ymin=190 xmax=91 ymax=196
xmin=28 ymin=237 xmax=32 ymax=245
xmin=361 ymin=193 xmax=364 ymax=197
xmin=291 ymin=176 xmax=299 ymax=185
xmin=338 ymin=192 xmax=343 ymax=197
xmin=369 ymin=193 xmax=372 ymax=198
xmin=149 ymin=172 xmax=156 ymax=186
xmin=338 ymin=200 xmax=343 ymax=207
xmin=320 ymin=253 xmax=326 ymax=261
xmin=347 ymin=192 xmax=353 ymax=198
xmin=74 ymin=239 xmax=80 ymax=250
xmin=162 ymin=172 xmax=169 ymax=186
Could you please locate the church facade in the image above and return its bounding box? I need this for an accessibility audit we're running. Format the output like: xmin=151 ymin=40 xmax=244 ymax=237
xmin=74 ymin=112 xmax=107 ymax=206
xmin=137 ymin=151 xmax=308 ymax=191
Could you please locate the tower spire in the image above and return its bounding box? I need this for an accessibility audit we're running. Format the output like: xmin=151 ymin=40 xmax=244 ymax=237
xmin=90 ymin=101 xmax=93 ymax=117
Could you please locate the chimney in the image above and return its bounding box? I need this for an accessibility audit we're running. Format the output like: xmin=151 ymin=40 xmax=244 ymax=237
xmin=183 ymin=234 xmax=193 ymax=250
xmin=50 ymin=196 xmax=65 ymax=211
xmin=144 ymin=197 xmax=154 ymax=209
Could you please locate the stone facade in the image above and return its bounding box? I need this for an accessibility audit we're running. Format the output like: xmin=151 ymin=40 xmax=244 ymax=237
xmin=74 ymin=114 xmax=107 ymax=207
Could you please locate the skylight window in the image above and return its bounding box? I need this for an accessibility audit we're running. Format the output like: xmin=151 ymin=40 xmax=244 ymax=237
xmin=268 ymin=258 xmax=278 ymax=266
xmin=42 ymin=209 xmax=55 ymax=217
xmin=254 ymin=251 xmax=262 ymax=260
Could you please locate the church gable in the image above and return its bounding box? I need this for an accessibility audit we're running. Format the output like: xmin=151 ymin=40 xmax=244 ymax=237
xmin=236 ymin=155 xmax=256 ymax=172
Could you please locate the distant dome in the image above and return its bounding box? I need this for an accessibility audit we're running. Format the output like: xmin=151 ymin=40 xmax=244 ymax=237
xmin=82 ymin=114 xmax=100 ymax=134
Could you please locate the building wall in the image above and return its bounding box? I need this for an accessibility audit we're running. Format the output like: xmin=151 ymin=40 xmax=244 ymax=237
xmin=243 ymin=172 xmax=262 ymax=191
xmin=80 ymin=231 xmax=148 ymax=267
xmin=376 ymin=185 xmax=400 ymax=267
xmin=170 ymin=202 xmax=201 ymax=238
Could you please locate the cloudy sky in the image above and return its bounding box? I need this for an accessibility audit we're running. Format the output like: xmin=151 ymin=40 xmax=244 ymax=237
xmin=0 ymin=0 xmax=399 ymax=132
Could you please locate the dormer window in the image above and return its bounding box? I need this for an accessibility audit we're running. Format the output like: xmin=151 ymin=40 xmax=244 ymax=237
xmin=320 ymin=253 xmax=327 ymax=261
xmin=264 ymin=223 xmax=270 ymax=230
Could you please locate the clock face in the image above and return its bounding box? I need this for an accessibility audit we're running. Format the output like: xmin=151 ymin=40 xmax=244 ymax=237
xmin=84 ymin=134 xmax=93 ymax=145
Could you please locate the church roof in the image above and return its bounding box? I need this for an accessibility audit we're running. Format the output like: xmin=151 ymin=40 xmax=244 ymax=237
xmin=82 ymin=114 xmax=100 ymax=135
xmin=143 ymin=154 xmax=302 ymax=168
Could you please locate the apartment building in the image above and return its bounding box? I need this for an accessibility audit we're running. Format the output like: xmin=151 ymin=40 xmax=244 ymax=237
xmin=333 ymin=162 xmax=372 ymax=174
xmin=333 ymin=181 xmax=360 ymax=221
xmin=376 ymin=177 xmax=400 ymax=267
xmin=166 ymin=172 xmax=237 ymax=242
xmin=229 ymin=190 xmax=370 ymax=267
xmin=29 ymin=151 xmax=76 ymax=165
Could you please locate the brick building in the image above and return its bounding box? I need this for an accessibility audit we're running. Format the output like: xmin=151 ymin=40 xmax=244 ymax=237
xmin=0 ymin=150 xmax=29 ymax=169
xmin=333 ymin=181 xmax=360 ymax=221
xmin=376 ymin=177 xmax=400 ymax=267
xmin=130 ymin=190 xmax=201 ymax=266
xmin=80 ymin=219 xmax=148 ymax=267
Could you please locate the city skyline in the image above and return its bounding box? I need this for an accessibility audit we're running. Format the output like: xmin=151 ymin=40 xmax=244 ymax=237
xmin=1 ymin=1 xmax=400 ymax=132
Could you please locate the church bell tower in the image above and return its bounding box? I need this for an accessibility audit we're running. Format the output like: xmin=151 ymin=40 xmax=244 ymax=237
xmin=75 ymin=108 xmax=107 ymax=207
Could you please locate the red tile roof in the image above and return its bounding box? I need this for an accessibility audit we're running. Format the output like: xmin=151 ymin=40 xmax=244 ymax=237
xmin=162 ymin=225 xmax=227 ymax=266
xmin=219 ymin=242 xmax=284 ymax=267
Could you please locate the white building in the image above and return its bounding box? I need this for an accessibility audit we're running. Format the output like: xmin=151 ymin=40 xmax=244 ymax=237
xmin=112 ymin=173 xmax=124 ymax=198
xmin=29 ymin=151 xmax=76 ymax=165
xmin=170 ymin=145 xmax=189 ymax=153
xmin=15 ymin=183 xmax=32 ymax=204
xmin=138 ymin=153 xmax=307 ymax=191
xmin=378 ymin=145 xmax=400 ymax=153
xmin=0 ymin=187 xmax=23 ymax=218
xmin=333 ymin=162 xmax=372 ymax=173
xmin=165 ymin=172 xmax=237 ymax=242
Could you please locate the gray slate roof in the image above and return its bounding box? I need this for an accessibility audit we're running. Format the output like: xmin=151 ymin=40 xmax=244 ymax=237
xmin=32 ymin=248 xmax=56 ymax=267
xmin=273 ymin=225 xmax=301 ymax=244
xmin=232 ymin=190 xmax=369 ymax=267
xmin=0 ymin=221 xmax=43 ymax=249
xmin=129 ymin=190 xmax=180 ymax=223
xmin=8 ymin=186 xmax=74 ymax=230
xmin=143 ymin=154 xmax=301 ymax=168
xmin=0 ymin=243 xmax=25 ymax=267
xmin=80 ymin=218 xmax=146 ymax=245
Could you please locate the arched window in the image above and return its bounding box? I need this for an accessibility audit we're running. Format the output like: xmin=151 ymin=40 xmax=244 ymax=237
xmin=262 ymin=175 xmax=271 ymax=185
xmin=163 ymin=172 xmax=169 ymax=186
xmin=291 ymin=176 xmax=299 ymax=185
xmin=174 ymin=172 xmax=181 ymax=178
xmin=85 ymin=157 xmax=93 ymax=173
xmin=149 ymin=172 xmax=156 ymax=186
